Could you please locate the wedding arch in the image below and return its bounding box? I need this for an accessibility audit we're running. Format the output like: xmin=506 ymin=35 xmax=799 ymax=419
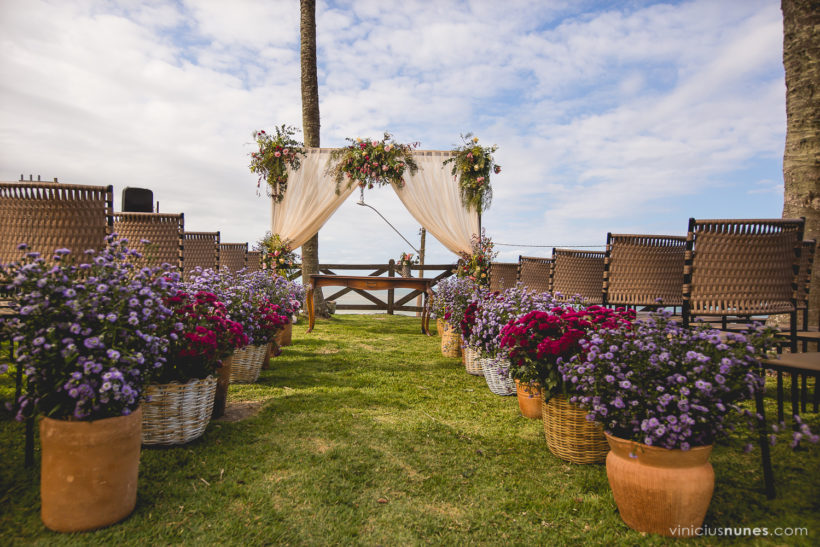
xmin=270 ymin=148 xmax=479 ymax=255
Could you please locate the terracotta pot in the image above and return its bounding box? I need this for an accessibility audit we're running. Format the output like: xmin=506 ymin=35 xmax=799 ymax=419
xmin=212 ymin=355 xmax=232 ymax=419
xmin=275 ymin=322 xmax=293 ymax=347
xmin=440 ymin=322 xmax=462 ymax=358
xmin=515 ymin=380 xmax=542 ymax=419
xmin=40 ymin=407 xmax=142 ymax=532
xmin=605 ymin=433 xmax=714 ymax=536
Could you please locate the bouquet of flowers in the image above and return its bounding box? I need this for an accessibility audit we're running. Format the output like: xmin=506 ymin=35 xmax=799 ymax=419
xmin=249 ymin=125 xmax=306 ymax=202
xmin=397 ymin=252 xmax=419 ymax=267
xmin=328 ymin=132 xmax=419 ymax=193
xmin=256 ymin=232 xmax=300 ymax=277
xmin=0 ymin=237 xmax=179 ymax=421
xmin=560 ymin=311 xmax=817 ymax=450
xmin=456 ymin=230 xmax=496 ymax=287
xmin=430 ymin=276 xmax=478 ymax=334
xmin=500 ymin=306 xmax=635 ymax=399
xmin=443 ymin=133 xmax=501 ymax=213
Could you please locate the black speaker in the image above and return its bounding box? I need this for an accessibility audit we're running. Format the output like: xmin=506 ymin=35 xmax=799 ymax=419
xmin=122 ymin=187 xmax=153 ymax=212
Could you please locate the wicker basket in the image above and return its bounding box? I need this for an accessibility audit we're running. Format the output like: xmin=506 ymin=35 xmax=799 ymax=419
xmin=463 ymin=345 xmax=483 ymax=376
xmin=440 ymin=322 xmax=462 ymax=358
xmin=142 ymin=376 xmax=217 ymax=445
xmin=229 ymin=344 xmax=267 ymax=383
xmin=480 ymin=356 xmax=516 ymax=396
xmin=542 ymin=394 xmax=608 ymax=464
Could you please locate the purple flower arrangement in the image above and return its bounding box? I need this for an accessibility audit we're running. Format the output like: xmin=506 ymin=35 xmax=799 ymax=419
xmin=430 ymin=276 xmax=478 ymax=334
xmin=560 ymin=310 xmax=818 ymax=450
xmin=0 ymin=237 xmax=179 ymax=421
xmin=464 ymin=284 xmax=555 ymax=357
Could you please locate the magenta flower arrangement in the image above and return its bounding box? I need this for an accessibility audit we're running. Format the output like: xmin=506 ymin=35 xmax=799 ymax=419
xmin=430 ymin=276 xmax=478 ymax=334
xmin=328 ymin=132 xmax=419 ymax=193
xmin=161 ymin=290 xmax=247 ymax=383
xmin=0 ymin=237 xmax=179 ymax=421
xmin=500 ymin=306 xmax=635 ymax=397
xmin=560 ymin=311 xmax=818 ymax=450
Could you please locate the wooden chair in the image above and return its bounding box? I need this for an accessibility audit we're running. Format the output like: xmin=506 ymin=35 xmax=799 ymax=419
xmin=246 ymin=251 xmax=263 ymax=273
xmin=112 ymin=212 xmax=183 ymax=270
xmin=488 ymin=262 xmax=518 ymax=291
xmin=681 ymin=217 xmax=815 ymax=499
xmin=219 ymin=242 xmax=248 ymax=273
xmin=550 ymin=249 xmax=605 ymax=304
xmin=518 ymin=255 xmax=552 ymax=294
xmin=0 ymin=181 xmax=113 ymax=264
xmin=182 ymin=231 xmax=220 ymax=278
xmin=603 ymin=233 xmax=685 ymax=312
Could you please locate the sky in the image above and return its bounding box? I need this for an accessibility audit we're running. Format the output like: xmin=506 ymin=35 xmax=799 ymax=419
xmin=0 ymin=0 xmax=787 ymax=267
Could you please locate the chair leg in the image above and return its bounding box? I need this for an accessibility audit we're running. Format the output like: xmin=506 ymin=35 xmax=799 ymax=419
xmin=801 ymin=373 xmax=807 ymax=414
xmin=777 ymin=372 xmax=784 ymax=424
xmin=813 ymin=374 xmax=819 ymax=413
xmin=25 ymin=417 xmax=34 ymax=467
xmin=791 ymin=372 xmax=799 ymax=429
xmin=754 ymin=384 xmax=776 ymax=499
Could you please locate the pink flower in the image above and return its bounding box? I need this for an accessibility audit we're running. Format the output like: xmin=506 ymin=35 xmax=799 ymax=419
xmin=274 ymin=151 xmax=281 ymax=157
xmin=382 ymin=165 xmax=389 ymax=171
xmin=371 ymin=140 xmax=379 ymax=147
xmin=283 ymin=149 xmax=289 ymax=155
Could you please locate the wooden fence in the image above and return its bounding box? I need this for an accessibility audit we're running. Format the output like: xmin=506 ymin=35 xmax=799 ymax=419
xmin=292 ymin=262 xmax=457 ymax=314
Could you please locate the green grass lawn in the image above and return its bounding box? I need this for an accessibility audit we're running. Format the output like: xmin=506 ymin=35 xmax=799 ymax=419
xmin=1 ymin=314 xmax=818 ymax=545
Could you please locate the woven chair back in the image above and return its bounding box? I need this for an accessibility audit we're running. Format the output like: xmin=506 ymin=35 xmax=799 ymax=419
xmin=219 ymin=243 xmax=248 ymax=273
xmin=795 ymin=239 xmax=815 ymax=310
xmin=246 ymin=251 xmax=263 ymax=273
xmin=0 ymin=182 xmax=113 ymax=265
xmin=518 ymin=256 xmax=553 ymax=294
xmin=489 ymin=262 xmax=519 ymax=291
xmin=182 ymin=231 xmax=220 ymax=278
xmin=112 ymin=212 xmax=183 ymax=269
xmin=683 ymin=218 xmax=804 ymax=320
xmin=551 ymin=249 xmax=606 ymax=304
xmin=603 ymin=233 xmax=686 ymax=307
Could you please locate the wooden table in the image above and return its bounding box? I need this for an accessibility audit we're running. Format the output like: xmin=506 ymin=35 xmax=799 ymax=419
xmin=306 ymin=274 xmax=436 ymax=335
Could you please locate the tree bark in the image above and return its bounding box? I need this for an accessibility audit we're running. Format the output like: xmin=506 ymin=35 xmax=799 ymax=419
xmin=300 ymin=0 xmax=329 ymax=316
xmin=782 ymin=0 xmax=820 ymax=327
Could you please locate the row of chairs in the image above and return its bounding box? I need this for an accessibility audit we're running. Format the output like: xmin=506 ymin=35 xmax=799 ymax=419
xmin=0 ymin=181 xmax=262 ymax=275
xmin=491 ymin=218 xmax=818 ymax=498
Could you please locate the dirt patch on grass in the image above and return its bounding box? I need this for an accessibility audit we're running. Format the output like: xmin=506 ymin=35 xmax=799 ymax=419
xmin=214 ymin=401 xmax=264 ymax=422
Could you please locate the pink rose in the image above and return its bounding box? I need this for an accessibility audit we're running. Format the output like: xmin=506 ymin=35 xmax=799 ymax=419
xmin=283 ymin=149 xmax=289 ymax=155
xmin=274 ymin=151 xmax=281 ymax=157
xmin=371 ymin=140 xmax=379 ymax=147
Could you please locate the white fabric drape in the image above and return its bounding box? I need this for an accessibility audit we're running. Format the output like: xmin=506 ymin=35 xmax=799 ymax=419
xmin=271 ymin=149 xmax=356 ymax=249
xmin=394 ymin=151 xmax=478 ymax=255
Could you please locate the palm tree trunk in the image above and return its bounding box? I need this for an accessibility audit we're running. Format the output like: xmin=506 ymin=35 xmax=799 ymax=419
xmin=300 ymin=0 xmax=328 ymax=316
xmin=782 ymin=0 xmax=820 ymax=327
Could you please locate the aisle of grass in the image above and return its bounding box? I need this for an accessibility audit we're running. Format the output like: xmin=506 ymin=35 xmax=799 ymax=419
xmin=1 ymin=315 xmax=819 ymax=545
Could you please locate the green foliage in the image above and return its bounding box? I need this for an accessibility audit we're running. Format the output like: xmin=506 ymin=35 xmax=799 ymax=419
xmin=0 ymin=315 xmax=817 ymax=545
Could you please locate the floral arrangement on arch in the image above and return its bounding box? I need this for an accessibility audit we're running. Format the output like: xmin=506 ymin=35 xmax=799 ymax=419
xmin=500 ymin=306 xmax=635 ymax=399
xmin=443 ymin=133 xmax=500 ymax=214
xmin=249 ymin=125 xmax=306 ymax=203
xmin=0 ymin=236 xmax=179 ymax=421
xmin=328 ymin=132 xmax=419 ymax=193
xmin=256 ymin=232 xmax=300 ymax=277
xmin=560 ymin=310 xmax=818 ymax=451
xmin=456 ymin=230 xmax=496 ymax=287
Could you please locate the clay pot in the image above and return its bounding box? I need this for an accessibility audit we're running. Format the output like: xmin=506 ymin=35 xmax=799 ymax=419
xmin=515 ymin=380 xmax=542 ymax=419
xmin=605 ymin=433 xmax=714 ymax=536
xmin=212 ymin=355 xmax=232 ymax=419
xmin=275 ymin=322 xmax=293 ymax=347
xmin=40 ymin=407 xmax=142 ymax=532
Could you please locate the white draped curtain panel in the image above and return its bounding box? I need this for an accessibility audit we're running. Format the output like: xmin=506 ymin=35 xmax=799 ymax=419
xmin=271 ymin=148 xmax=479 ymax=255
